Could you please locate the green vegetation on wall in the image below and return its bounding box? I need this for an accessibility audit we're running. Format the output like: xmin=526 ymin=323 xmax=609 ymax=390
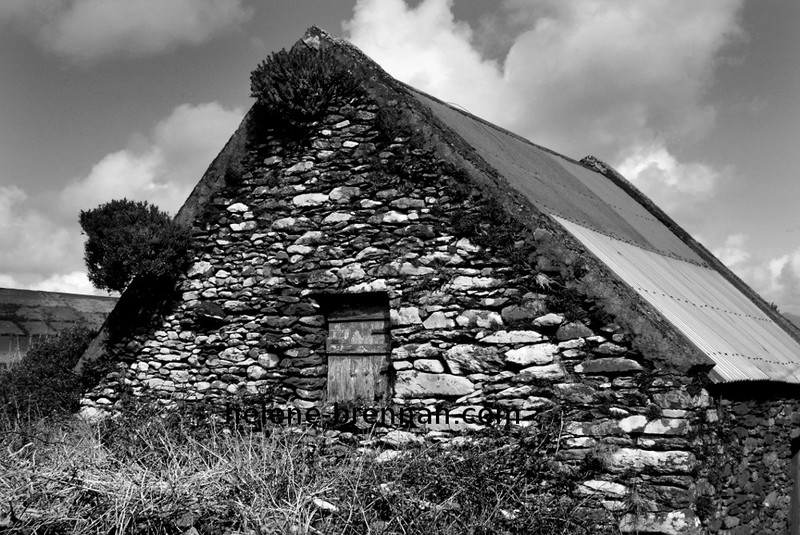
xmin=250 ymin=45 xmax=363 ymax=133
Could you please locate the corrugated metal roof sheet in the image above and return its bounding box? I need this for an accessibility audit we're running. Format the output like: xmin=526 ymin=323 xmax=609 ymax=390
xmin=555 ymin=217 xmax=800 ymax=383
xmin=412 ymin=90 xmax=704 ymax=264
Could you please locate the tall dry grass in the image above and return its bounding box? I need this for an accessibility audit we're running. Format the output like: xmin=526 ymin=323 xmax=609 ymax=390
xmin=0 ymin=405 xmax=612 ymax=535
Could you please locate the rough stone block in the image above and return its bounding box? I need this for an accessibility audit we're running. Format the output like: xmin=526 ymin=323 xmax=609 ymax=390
xmin=575 ymin=358 xmax=644 ymax=374
xmin=445 ymin=344 xmax=502 ymax=374
xmin=577 ymin=480 xmax=628 ymax=497
xmin=556 ymin=321 xmax=593 ymax=341
xmin=395 ymin=371 xmax=474 ymax=397
xmin=479 ymin=330 xmax=543 ymax=344
xmin=456 ymin=309 xmax=502 ymax=328
xmin=533 ymin=313 xmax=564 ymax=327
xmin=391 ymin=307 xmax=422 ymax=326
xmin=505 ymin=344 xmax=558 ymax=366
xmin=292 ymin=193 xmax=328 ymax=206
xmin=517 ymin=363 xmax=566 ymax=380
xmin=607 ymin=448 xmax=696 ymax=474
xmin=414 ymin=359 xmax=445 ymax=373
xmin=450 ymin=276 xmax=502 ymax=291
xmin=422 ymin=311 xmax=454 ymax=329
xmin=619 ymin=510 xmax=701 ymax=535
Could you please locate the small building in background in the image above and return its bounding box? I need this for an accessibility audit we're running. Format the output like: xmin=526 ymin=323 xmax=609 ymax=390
xmin=0 ymin=287 xmax=117 ymax=370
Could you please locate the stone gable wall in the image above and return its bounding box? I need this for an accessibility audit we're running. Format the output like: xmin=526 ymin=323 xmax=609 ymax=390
xmin=80 ymin=92 xmax=797 ymax=534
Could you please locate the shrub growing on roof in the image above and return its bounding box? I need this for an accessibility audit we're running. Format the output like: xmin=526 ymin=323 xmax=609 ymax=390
xmin=79 ymin=199 xmax=191 ymax=293
xmin=250 ymin=45 xmax=362 ymax=130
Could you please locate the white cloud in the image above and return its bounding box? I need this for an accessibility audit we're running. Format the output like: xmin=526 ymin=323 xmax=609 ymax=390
xmin=713 ymin=235 xmax=800 ymax=315
xmin=60 ymin=102 xmax=244 ymax=216
xmin=0 ymin=185 xmax=84 ymax=279
xmin=713 ymin=234 xmax=750 ymax=268
xmin=1 ymin=102 xmax=242 ymax=294
xmin=345 ymin=0 xmax=513 ymax=125
xmin=616 ymin=143 xmax=722 ymax=212
xmin=345 ymin=0 xmax=743 ymax=216
xmin=346 ymin=0 xmax=744 ymax=160
xmin=0 ymin=0 xmax=250 ymax=62
xmin=29 ymin=271 xmax=111 ymax=296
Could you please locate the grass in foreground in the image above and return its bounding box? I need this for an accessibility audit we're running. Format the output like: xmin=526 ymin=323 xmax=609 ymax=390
xmin=0 ymin=406 xmax=612 ymax=535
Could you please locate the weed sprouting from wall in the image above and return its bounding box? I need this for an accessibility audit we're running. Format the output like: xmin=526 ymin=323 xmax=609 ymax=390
xmin=250 ymin=46 xmax=363 ymax=134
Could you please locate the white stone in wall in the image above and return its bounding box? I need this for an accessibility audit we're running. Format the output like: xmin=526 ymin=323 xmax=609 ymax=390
xmin=533 ymin=313 xmax=565 ymax=327
xmin=171 ymin=370 xmax=190 ymax=383
xmin=450 ymin=276 xmax=503 ymax=291
xmin=287 ymin=244 xmax=313 ymax=255
xmin=257 ymin=353 xmax=279 ymax=368
xmin=618 ymin=415 xmax=647 ymax=433
xmin=414 ymin=359 xmax=444 ymax=373
xmin=381 ymin=211 xmax=408 ymax=224
xmin=455 ymin=309 xmax=502 ymax=328
xmin=188 ymin=261 xmax=213 ymax=278
xmin=329 ymin=186 xmax=361 ymax=202
xmin=455 ymin=238 xmax=480 ymax=253
xmin=219 ymin=348 xmax=246 ymax=363
xmin=420 ymin=251 xmax=463 ymax=265
xmin=381 ymin=430 xmax=425 ymax=447
xmin=337 ymin=263 xmax=366 ymax=281
xmin=227 ymin=203 xmax=248 ymax=212
xmin=595 ymin=342 xmax=627 ymax=355
xmin=293 ymin=193 xmax=328 ymax=206
xmin=272 ymin=217 xmax=298 ymax=230
xmin=295 ymin=231 xmax=324 ymax=244
xmin=397 ymin=262 xmax=435 ymax=276
xmin=322 ymin=212 xmax=352 ymax=224
xmin=247 ymin=365 xmax=268 ymax=380
xmin=606 ymin=448 xmax=695 ymax=474
xmin=414 ymin=343 xmax=439 ymax=358
xmin=479 ymin=330 xmax=543 ymax=344
xmin=643 ymin=418 xmax=690 ymax=435
xmin=286 ymin=161 xmax=314 ymax=173
xmin=422 ymin=311 xmax=454 ymax=329
xmin=518 ymin=363 xmax=565 ymax=380
xmin=444 ymin=345 xmax=500 ymax=374
xmin=394 ymin=371 xmax=474 ymax=397
xmin=346 ymin=279 xmax=388 ymax=293
xmin=494 ymin=385 xmax=533 ymax=398
xmin=505 ymin=344 xmax=558 ymax=366
xmin=144 ymin=378 xmax=174 ymax=389
xmin=558 ymin=338 xmax=585 ymax=349
xmin=391 ymin=307 xmax=422 ymax=326
xmin=230 ymin=221 xmax=256 ymax=231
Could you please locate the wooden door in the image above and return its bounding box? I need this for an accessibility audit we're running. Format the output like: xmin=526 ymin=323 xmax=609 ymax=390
xmin=326 ymin=303 xmax=390 ymax=403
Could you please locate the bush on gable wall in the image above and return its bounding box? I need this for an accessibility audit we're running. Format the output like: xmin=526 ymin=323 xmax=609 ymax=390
xmin=250 ymin=45 xmax=362 ymax=131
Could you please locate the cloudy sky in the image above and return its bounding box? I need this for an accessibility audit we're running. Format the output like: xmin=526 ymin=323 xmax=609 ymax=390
xmin=0 ymin=0 xmax=798 ymax=313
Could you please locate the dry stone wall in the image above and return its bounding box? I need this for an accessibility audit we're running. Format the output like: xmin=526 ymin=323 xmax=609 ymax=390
xmin=703 ymin=388 xmax=800 ymax=535
xmin=80 ymin=92 xmax=795 ymax=534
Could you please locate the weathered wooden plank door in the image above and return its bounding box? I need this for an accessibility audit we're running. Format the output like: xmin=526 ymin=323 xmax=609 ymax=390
xmin=326 ymin=301 xmax=390 ymax=403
